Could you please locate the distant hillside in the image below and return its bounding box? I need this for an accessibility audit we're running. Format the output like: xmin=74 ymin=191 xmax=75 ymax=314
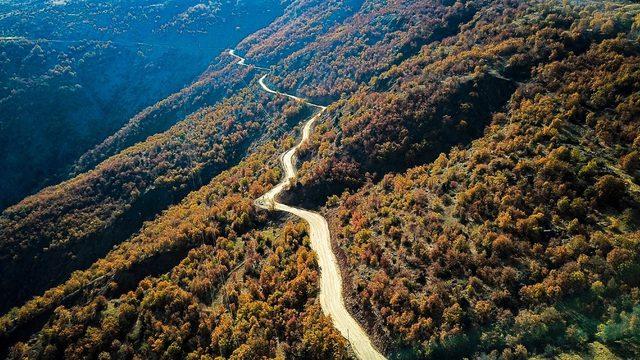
xmin=0 ymin=0 xmax=284 ymax=210
xmin=71 ymin=0 xmax=366 ymax=175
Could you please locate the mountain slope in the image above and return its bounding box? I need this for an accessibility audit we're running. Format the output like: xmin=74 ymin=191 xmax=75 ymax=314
xmin=294 ymin=1 xmax=640 ymax=357
xmin=1 ymin=0 xmax=640 ymax=359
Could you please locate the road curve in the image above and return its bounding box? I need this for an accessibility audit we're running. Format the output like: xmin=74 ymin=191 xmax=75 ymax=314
xmin=228 ymin=49 xmax=270 ymax=70
xmin=230 ymin=50 xmax=385 ymax=360
xmin=228 ymin=49 xmax=247 ymax=66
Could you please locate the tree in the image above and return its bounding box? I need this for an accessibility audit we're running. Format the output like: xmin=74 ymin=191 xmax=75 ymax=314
xmin=595 ymin=175 xmax=626 ymax=207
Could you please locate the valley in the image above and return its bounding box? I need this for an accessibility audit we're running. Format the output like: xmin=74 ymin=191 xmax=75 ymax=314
xmin=0 ymin=0 xmax=285 ymax=210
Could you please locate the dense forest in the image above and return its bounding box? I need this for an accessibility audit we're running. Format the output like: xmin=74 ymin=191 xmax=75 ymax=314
xmin=1 ymin=0 xmax=640 ymax=359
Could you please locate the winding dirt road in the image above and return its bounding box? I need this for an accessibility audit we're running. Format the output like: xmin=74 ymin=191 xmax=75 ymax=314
xmin=229 ymin=49 xmax=385 ymax=360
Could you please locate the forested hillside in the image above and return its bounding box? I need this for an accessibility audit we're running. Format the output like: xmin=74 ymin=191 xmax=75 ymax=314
xmin=0 ymin=0 xmax=284 ymax=210
xmin=1 ymin=0 xmax=639 ymax=359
